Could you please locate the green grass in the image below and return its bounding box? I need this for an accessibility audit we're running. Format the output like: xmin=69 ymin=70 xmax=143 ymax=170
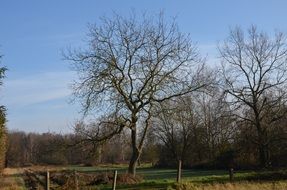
xmin=68 ymin=165 xmax=246 ymax=181
xmin=2 ymin=164 xmax=286 ymax=189
xmin=58 ymin=165 xmax=287 ymax=189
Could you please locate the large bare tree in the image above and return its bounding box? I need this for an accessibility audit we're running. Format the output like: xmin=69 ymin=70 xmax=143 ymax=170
xmin=66 ymin=12 xmax=208 ymax=175
xmin=220 ymin=26 xmax=287 ymax=167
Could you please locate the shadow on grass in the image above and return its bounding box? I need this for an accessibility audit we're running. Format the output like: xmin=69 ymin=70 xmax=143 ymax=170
xmin=138 ymin=168 xmax=229 ymax=181
xmin=58 ymin=166 xmax=287 ymax=189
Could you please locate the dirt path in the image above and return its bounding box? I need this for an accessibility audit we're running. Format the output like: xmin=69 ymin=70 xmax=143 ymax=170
xmin=2 ymin=168 xmax=25 ymax=175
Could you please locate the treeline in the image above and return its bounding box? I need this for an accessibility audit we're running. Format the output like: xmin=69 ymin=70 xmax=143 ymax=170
xmin=6 ymin=131 xmax=131 ymax=167
xmin=0 ymin=107 xmax=7 ymax=170
xmin=149 ymin=94 xmax=287 ymax=169
xmin=7 ymin=96 xmax=287 ymax=170
xmin=0 ymin=55 xmax=7 ymax=172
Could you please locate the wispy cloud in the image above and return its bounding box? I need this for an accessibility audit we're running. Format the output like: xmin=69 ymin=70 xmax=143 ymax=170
xmin=2 ymin=71 xmax=75 ymax=108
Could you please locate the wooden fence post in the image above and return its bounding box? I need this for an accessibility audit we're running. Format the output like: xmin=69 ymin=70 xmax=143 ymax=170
xmin=46 ymin=170 xmax=50 ymax=190
xmin=112 ymin=170 xmax=117 ymax=190
xmin=177 ymin=160 xmax=182 ymax=183
xmin=74 ymin=170 xmax=79 ymax=190
xmin=229 ymin=168 xmax=234 ymax=182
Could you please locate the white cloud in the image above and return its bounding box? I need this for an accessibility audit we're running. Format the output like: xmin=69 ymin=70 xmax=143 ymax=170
xmin=1 ymin=70 xmax=81 ymax=133
xmin=2 ymin=71 xmax=76 ymax=107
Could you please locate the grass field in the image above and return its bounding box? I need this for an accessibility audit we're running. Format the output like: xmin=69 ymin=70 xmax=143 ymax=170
xmin=67 ymin=165 xmax=287 ymax=190
xmin=1 ymin=165 xmax=287 ymax=189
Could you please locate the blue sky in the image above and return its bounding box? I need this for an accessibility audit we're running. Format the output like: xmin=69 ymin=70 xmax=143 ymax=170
xmin=1 ymin=0 xmax=287 ymax=133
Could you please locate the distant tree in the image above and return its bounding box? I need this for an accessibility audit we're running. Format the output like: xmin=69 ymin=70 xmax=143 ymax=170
xmin=66 ymin=12 xmax=209 ymax=175
xmin=0 ymin=54 xmax=7 ymax=171
xmin=6 ymin=131 xmax=26 ymax=167
xmin=194 ymin=87 xmax=236 ymax=161
xmin=220 ymin=26 xmax=287 ymax=167
xmin=153 ymin=96 xmax=199 ymax=166
xmin=0 ymin=107 xmax=7 ymax=170
xmin=72 ymin=120 xmax=129 ymax=165
xmin=141 ymin=129 xmax=159 ymax=166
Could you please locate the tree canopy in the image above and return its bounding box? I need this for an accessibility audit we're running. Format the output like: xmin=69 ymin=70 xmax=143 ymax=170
xmin=67 ymin=12 xmax=209 ymax=174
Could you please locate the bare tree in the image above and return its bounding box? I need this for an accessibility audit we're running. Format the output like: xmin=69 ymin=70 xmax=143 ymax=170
xmin=66 ymin=12 xmax=208 ymax=175
xmin=153 ymin=96 xmax=199 ymax=166
xmin=154 ymin=84 xmax=235 ymax=167
xmin=194 ymin=87 xmax=236 ymax=160
xmin=220 ymin=26 xmax=287 ymax=167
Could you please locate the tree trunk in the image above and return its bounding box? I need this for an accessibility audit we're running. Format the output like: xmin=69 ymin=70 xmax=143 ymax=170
xmin=254 ymin=108 xmax=269 ymax=168
xmin=128 ymin=128 xmax=140 ymax=175
xmin=128 ymin=149 xmax=139 ymax=175
xmin=128 ymin=119 xmax=141 ymax=176
xmin=259 ymin=144 xmax=269 ymax=168
xmin=257 ymin=127 xmax=268 ymax=168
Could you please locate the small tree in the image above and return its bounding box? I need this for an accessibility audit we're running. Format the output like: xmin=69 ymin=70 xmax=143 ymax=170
xmin=220 ymin=26 xmax=287 ymax=167
xmin=153 ymin=96 xmax=198 ymax=166
xmin=67 ymin=12 xmax=208 ymax=175
xmin=194 ymin=87 xmax=236 ymax=161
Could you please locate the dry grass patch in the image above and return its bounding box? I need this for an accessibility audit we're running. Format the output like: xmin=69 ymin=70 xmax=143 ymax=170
xmin=50 ymin=171 xmax=142 ymax=187
xmin=0 ymin=175 xmax=26 ymax=190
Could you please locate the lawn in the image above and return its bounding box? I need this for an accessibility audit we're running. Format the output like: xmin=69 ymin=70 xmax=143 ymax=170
xmin=2 ymin=165 xmax=287 ymax=190
xmin=65 ymin=165 xmax=287 ymax=190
